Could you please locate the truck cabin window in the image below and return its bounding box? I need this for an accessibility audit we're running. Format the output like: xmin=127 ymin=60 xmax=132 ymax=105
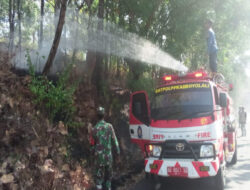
xmin=132 ymin=93 xmax=150 ymax=124
xmin=151 ymin=86 xmax=213 ymax=120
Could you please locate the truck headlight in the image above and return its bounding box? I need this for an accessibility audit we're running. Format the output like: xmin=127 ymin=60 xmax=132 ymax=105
xmin=200 ymin=145 xmax=214 ymax=157
xmin=148 ymin=145 xmax=162 ymax=157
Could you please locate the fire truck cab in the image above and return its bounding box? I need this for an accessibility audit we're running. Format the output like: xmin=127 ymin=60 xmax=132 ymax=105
xmin=129 ymin=70 xmax=237 ymax=190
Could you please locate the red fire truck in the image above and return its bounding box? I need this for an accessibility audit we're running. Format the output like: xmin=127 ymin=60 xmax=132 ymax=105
xmin=129 ymin=70 xmax=237 ymax=190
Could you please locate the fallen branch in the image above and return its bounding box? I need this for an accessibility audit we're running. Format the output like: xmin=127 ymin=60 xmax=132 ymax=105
xmin=32 ymin=126 xmax=40 ymax=139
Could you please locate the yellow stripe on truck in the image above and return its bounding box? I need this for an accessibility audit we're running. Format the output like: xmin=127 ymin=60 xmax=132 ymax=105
xmin=155 ymin=83 xmax=210 ymax=94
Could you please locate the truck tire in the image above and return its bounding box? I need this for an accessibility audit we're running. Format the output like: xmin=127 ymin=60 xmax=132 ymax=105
xmin=145 ymin=172 xmax=155 ymax=180
xmin=145 ymin=172 xmax=161 ymax=183
xmin=213 ymin=168 xmax=225 ymax=190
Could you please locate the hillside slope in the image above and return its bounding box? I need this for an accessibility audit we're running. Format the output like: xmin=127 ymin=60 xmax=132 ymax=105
xmin=0 ymin=45 xmax=144 ymax=190
xmin=0 ymin=47 xmax=92 ymax=189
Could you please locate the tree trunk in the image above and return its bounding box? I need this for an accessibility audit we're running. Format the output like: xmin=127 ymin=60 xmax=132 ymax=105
xmin=72 ymin=0 xmax=85 ymax=62
xmin=126 ymin=0 xmax=163 ymax=81
xmin=42 ymin=0 xmax=67 ymax=75
xmin=39 ymin=0 xmax=45 ymax=49
xmin=86 ymin=50 xmax=96 ymax=85
xmin=140 ymin=0 xmax=163 ymax=37
xmin=125 ymin=9 xmax=140 ymax=81
xmin=116 ymin=58 xmax=121 ymax=78
xmin=92 ymin=0 xmax=104 ymax=90
xmin=85 ymin=0 xmax=95 ymax=84
xmin=8 ymin=0 xmax=15 ymax=53
xmin=54 ymin=0 xmax=61 ymax=16
xmin=17 ymin=0 xmax=21 ymax=50
xmin=72 ymin=8 xmax=81 ymax=63
xmin=54 ymin=0 xmax=61 ymax=27
xmin=16 ymin=0 xmax=22 ymax=66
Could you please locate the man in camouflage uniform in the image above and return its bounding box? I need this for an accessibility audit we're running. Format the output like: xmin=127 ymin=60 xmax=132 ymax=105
xmin=90 ymin=107 xmax=120 ymax=190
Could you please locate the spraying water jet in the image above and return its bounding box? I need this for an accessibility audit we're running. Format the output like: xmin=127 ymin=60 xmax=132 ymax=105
xmin=9 ymin=11 xmax=188 ymax=73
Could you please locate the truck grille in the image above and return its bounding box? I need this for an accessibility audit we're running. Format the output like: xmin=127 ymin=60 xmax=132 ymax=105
xmin=161 ymin=142 xmax=201 ymax=159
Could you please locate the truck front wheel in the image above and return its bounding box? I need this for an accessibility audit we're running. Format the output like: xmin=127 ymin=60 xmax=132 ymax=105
xmin=213 ymin=167 xmax=225 ymax=190
xmin=145 ymin=172 xmax=161 ymax=182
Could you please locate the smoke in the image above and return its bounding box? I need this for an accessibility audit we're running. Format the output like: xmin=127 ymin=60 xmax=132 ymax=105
xmin=230 ymin=52 xmax=250 ymax=122
xmin=9 ymin=10 xmax=187 ymax=73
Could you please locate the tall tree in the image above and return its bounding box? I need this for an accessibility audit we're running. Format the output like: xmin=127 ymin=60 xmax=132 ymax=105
xmin=39 ymin=0 xmax=45 ymax=49
xmin=17 ymin=0 xmax=21 ymax=50
xmin=8 ymin=0 xmax=15 ymax=53
xmin=92 ymin=0 xmax=104 ymax=91
xmin=72 ymin=0 xmax=85 ymax=62
xmin=54 ymin=0 xmax=61 ymax=15
xmin=43 ymin=0 xmax=68 ymax=75
xmin=85 ymin=0 xmax=97 ymax=85
xmin=121 ymin=0 xmax=164 ymax=81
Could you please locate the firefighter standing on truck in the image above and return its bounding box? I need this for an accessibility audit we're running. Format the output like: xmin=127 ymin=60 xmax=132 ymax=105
xmin=205 ymin=19 xmax=218 ymax=76
xmin=89 ymin=106 xmax=120 ymax=190
xmin=239 ymin=107 xmax=247 ymax=136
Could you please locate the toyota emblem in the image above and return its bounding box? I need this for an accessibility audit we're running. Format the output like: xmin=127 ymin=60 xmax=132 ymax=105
xmin=176 ymin=143 xmax=185 ymax=151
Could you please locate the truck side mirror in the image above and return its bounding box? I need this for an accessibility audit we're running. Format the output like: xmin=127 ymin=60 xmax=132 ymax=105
xmin=219 ymin=93 xmax=227 ymax=108
xmin=229 ymin=83 xmax=233 ymax=91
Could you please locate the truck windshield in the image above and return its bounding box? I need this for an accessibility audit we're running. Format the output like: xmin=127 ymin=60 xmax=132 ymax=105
xmin=151 ymin=84 xmax=213 ymax=120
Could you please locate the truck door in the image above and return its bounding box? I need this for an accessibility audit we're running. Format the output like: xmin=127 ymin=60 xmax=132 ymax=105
xmin=129 ymin=91 xmax=151 ymax=151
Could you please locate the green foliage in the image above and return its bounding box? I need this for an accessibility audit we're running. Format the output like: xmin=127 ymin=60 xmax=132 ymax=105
xmin=22 ymin=0 xmax=39 ymax=20
xmin=0 ymin=0 xmax=9 ymax=21
xmin=27 ymin=53 xmax=78 ymax=123
xmin=1 ymin=0 xmax=250 ymax=111
xmin=127 ymin=71 xmax=155 ymax=98
xmin=110 ymin=97 xmax=123 ymax=114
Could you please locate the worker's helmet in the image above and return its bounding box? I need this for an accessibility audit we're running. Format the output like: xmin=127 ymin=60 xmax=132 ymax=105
xmin=97 ymin=106 xmax=105 ymax=116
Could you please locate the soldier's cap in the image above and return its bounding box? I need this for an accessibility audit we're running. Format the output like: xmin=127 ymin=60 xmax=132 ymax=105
xmin=97 ymin=106 xmax=105 ymax=116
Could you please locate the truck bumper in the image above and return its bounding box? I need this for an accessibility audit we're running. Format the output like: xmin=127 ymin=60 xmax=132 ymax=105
xmin=145 ymin=158 xmax=220 ymax=178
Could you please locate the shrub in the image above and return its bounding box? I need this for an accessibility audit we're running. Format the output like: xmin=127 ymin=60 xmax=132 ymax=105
xmin=27 ymin=53 xmax=78 ymax=123
xmin=126 ymin=71 xmax=155 ymax=98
